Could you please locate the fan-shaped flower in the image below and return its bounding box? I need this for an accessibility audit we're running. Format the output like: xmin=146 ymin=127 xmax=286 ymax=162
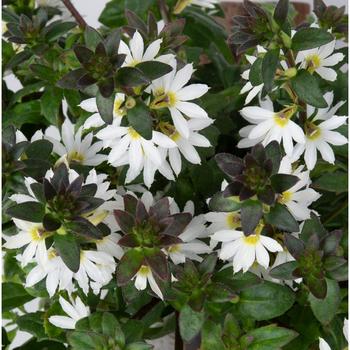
xmin=133 ymin=265 xmax=164 ymax=300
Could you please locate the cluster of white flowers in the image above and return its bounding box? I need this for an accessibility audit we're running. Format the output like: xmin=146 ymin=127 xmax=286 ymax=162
xmin=78 ymin=31 xmax=212 ymax=188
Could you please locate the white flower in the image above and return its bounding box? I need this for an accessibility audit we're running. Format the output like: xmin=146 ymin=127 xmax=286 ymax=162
xmin=318 ymin=337 xmax=331 ymax=350
xmin=49 ymin=296 xmax=90 ymax=330
xmin=44 ymin=118 xmax=106 ymax=166
xmin=174 ymin=0 xmax=218 ymax=14
xmin=95 ymin=232 xmax=124 ymax=260
xmin=296 ymin=40 xmax=345 ymax=81
xmin=96 ymin=122 xmax=176 ymax=186
xmin=166 ymin=201 xmax=211 ymax=264
xmin=166 ymin=119 xmax=212 ymax=176
xmin=212 ymin=227 xmax=283 ymax=273
xmin=80 ymin=93 xmax=126 ymax=129
xmin=25 ymin=248 xmax=74 ymax=297
xmin=149 ymin=59 xmax=210 ymax=138
xmin=119 ymin=31 xmax=165 ymax=67
xmin=277 ymin=156 xmax=320 ymax=221
xmin=291 ymin=98 xmax=348 ymax=169
xmin=133 ymin=265 xmax=163 ymax=300
xmin=74 ymin=250 xmax=116 ymax=295
xmin=3 ymin=219 xmax=48 ymax=267
xmin=238 ymin=100 xmax=305 ymax=156
xmin=343 ymin=318 xmax=348 ymax=342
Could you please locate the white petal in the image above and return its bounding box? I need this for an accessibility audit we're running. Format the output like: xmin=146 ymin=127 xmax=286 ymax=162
xmin=170 ymin=108 xmax=189 ymax=139
xmin=143 ymin=39 xmax=162 ymax=61
xmin=83 ymin=113 xmax=104 ymax=129
xmin=170 ymin=64 xmax=194 ymax=92
xmin=260 ymin=236 xmax=283 ymax=252
xmin=147 ymin=273 xmax=164 ymax=300
xmin=49 ymin=316 xmax=76 ymax=329
xmin=255 ymin=242 xmax=270 ymax=269
xmin=134 ymin=273 xmax=147 ymax=290
xmin=176 ymin=84 xmax=209 ymax=101
xmin=304 ymin=143 xmax=317 ymax=170
xmin=169 ymin=148 xmax=182 ymax=176
xmin=212 ymin=229 xmax=242 ymax=242
xmin=141 ymin=140 xmax=161 ymax=166
xmin=322 ymin=53 xmax=345 ymax=67
xmin=152 ymin=131 xmax=177 ymax=148
xmin=59 ymin=296 xmax=80 ymax=320
xmin=317 ymin=142 xmax=335 ymax=164
xmin=248 ymin=120 xmax=273 ymax=139
xmin=323 ymin=130 xmax=347 ymax=145
xmin=130 ymin=31 xmax=144 ymax=62
xmin=176 ymin=101 xmax=208 ymax=119
xmin=319 ymin=338 xmax=331 ymax=350
xmin=316 ymin=66 xmax=337 ymax=81
xmin=79 ymin=98 xmax=97 ymax=112
xmin=320 ymin=116 xmax=347 ymax=130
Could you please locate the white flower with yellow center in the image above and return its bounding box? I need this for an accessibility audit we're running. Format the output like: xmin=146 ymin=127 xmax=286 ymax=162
xmin=118 ymin=31 xmax=166 ymax=67
xmin=44 ymin=117 xmax=106 ymax=166
xmin=133 ymin=265 xmax=164 ymax=300
xmin=212 ymin=225 xmax=283 ymax=273
xmin=166 ymin=201 xmax=211 ymax=264
xmin=3 ymin=219 xmax=49 ymax=267
xmin=95 ymin=232 xmax=124 ymax=260
xmin=296 ymin=40 xmax=345 ymax=81
xmin=80 ymin=93 xmax=126 ymax=129
xmin=73 ymin=250 xmax=116 ymax=295
xmin=149 ymin=59 xmax=210 ymax=139
xmin=25 ymin=248 xmax=74 ymax=297
xmin=277 ymin=156 xmax=320 ymax=220
xmin=238 ymin=99 xmax=305 ymax=156
xmin=96 ymin=121 xmax=176 ymax=185
xmin=49 ymin=296 xmax=90 ymax=330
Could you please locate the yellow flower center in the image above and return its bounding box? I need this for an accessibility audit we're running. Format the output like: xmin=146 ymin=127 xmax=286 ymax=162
xmin=48 ymin=249 xmax=58 ymax=260
xmin=138 ymin=265 xmax=151 ymax=276
xmin=168 ymin=244 xmax=181 ymax=253
xmin=114 ymin=98 xmax=126 ymax=117
xmin=128 ymin=127 xmax=141 ymax=140
xmin=226 ymin=212 xmax=241 ymax=229
xmin=170 ymin=132 xmax=181 ymax=142
xmin=68 ymin=150 xmax=85 ymax=163
xmin=305 ymin=123 xmax=322 ymax=140
xmin=30 ymin=227 xmax=47 ymax=241
xmin=243 ymin=233 xmax=260 ymax=245
xmin=279 ymin=191 xmax=293 ymax=204
xmin=150 ymin=90 xmax=177 ymax=109
xmin=85 ymin=210 xmax=109 ymax=226
xmin=306 ymin=54 xmax=321 ymax=73
xmin=173 ymin=0 xmax=192 ymax=14
xmin=273 ymin=105 xmax=297 ymax=128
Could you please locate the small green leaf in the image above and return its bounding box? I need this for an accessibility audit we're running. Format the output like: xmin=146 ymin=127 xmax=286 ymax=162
xmin=116 ymin=67 xmax=150 ymax=87
xmin=6 ymin=201 xmax=45 ymax=222
xmin=201 ymin=320 xmax=225 ymax=350
xmin=127 ymin=100 xmax=152 ymax=140
xmin=249 ymin=57 xmax=263 ymax=86
xmin=291 ymin=70 xmax=327 ymax=108
xmin=262 ymin=49 xmax=279 ymax=92
xmin=84 ymin=26 xmax=103 ymax=50
xmin=292 ymin=28 xmax=333 ymax=51
xmin=41 ymin=86 xmax=63 ymax=125
xmin=2 ymin=283 xmax=34 ymax=311
xmin=274 ymin=0 xmax=289 ymax=25
xmin=179 ymin=305 xmax=205 ymax=342
xmin=238 ymin=281 xmax=295 ymax=321
xmin=116 ymin=249 xmax=144 ymax=285
xmin=264 ymin=203 xmax=299 ymax=232
xmin=17 ymin=312 xmax=47 ymax=341
xmin=26 ymin=139 xmax=53 ymax=160
xmin=57 ymin=68 xmax=85 ymax=89
xmin=96 ymin=91 xmax=115 ymax=124
xmin=44 ymin=21 xmax=76 ymax=41
xmin=270 ymin=261 xmax=298 ymax=280
xmin=54 ymin=234 xmax=80 ymax=272
xmin=313 ymin=171 xmax=348 ymax=192
xmin=240 ymin=200 xmax=263 ymax=234
xmin=125 ymin=343 xmax=153 ymax=350
xmin=308 ymin=278 xmax=340 ymax=324
xmin=102 ymin=313 xmax=125 ymax=346
xmin=242 ymin=324 xmax=298 ymax=350
xmin=209 ymin=192 xmax=241 ymax=212
xmin=270 ymin=174 xmax=299 ymax=193
xmin=30 ymin=64 xmax=57 ymax=83
xmin=136 ymin=61 xmax=173 ymax=80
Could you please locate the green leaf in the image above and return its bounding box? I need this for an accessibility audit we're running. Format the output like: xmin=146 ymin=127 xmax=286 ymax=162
xmin=41 ymin=86 xmax=63 ymax=125
xmin=274 ymin=0 xmax=289 ymax=25
xmin=102 ymin=313 xmax=125 ymax=346
xmin=9 ymin=82 xmax=45 ymax=107
xmin=249 ymin=57 xmax=263 ymax=86
xmin=6 ymin=201 xmax=45 ymax=222
xmin=238 ymin=281 xmax=295 ymax=320
xmin=291 ymin=70 xmax=327 ymax=108
xmin=30 ymin=64 xmax=57 ymax=83
xmin=308 ymin=278 xmax=340 ymax=324
xmin=67 ymin=332 xmax=103 ymax=350
xmin=264 ymin=203 xmax=299 ymax=232
xmin=240 ymin=200 xmax=263 ymax=234
xmin=269 ymin=261 xmax=298 ymax=280
xmin=313 ymin=171 xmax=348 ymax=192
xmin=125 ymin=343 xmax=153 ymax=350
xmin=262 ymin=49 xmax=279 ymax=92
xmin=84 ymin=26 xmax=103 ymax=50
xmin=12 ymin=339 xmax=66 ymax=350
xmin=209 ymin=192 xmax=241 ymax=212
xmin=242 ymin=324 xmax=298 ymax=350
xmin=26 ymin=139 xmax=53 ymax=160
xmin=57 ymin=68 xmax=85 ymax=89
xmin=270 ymin=174 xmax=299 ymax=193
xmin=201 ymin=320 xmax=225 ymax=350
xmin=117 ymin=249 xmax=144 ymax=285
xmin=116 ymin=67 xmax=150 ymax=87
xmin=44 ymin=21 xmax=76 ymax=41
xmin=135 ymin=61 xmax=173 ymax=80
xmin=17 ymin=312 xmax=47 ymax=341
xmin=96 ymin=91 xmax=115 ymax=124
xmin=98 ymin=0 xmax=126 ymax=28
xmin=292 ymin=28 xmax=333 ymax=51
xmin=54 ymin=234 xmax=80 ymax=272
xmin=127 ymin=100 xmax=152 ymax=140
xmin=179 ymin=305 xmax=205 ymax=342
xmin=2 ymin=283 xmax=34 ymax=311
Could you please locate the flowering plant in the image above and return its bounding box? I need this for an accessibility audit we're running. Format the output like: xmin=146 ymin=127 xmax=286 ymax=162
xmin=2 ymin=0 xmax=348 ymax=349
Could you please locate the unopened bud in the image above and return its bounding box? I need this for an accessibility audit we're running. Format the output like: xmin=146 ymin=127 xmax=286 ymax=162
xmin=280 ymin=31 xmax=292 ymax=49
xmin=284 ymin=67 xmax=297 ymax=78
xmin=125 ymin=96 xmax=136 ymax=109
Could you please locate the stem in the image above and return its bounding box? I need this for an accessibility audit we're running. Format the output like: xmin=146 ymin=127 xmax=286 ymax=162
xmin=175 ymin=311 xmax=183 ymax=350
xmin=61 ymin=0 xmax=87 ymax=29
xmin=158 ymin=0 xmax=170 ymax=24
xmin=132 ymin=298 xmax=159 ymax=320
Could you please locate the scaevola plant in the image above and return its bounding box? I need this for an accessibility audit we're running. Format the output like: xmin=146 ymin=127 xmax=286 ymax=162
xmin=2 ymin=0 xmax=348 ymax=349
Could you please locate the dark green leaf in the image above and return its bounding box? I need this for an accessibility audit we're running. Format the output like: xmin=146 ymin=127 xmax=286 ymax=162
xmin=6 ymin=201 xmax=45 ymax=222
xmin=54 ymin=234 xmax=80 ymax=272
xmin=179 ymin=305 xmax=205 ymax=342
xmin=41 ymin=86 xmax=63 ymax=124
xmin=262 ymin=49 xmax=279 ymax=92
xmin=30 ymin=64 xmax=57 ymax=83
xmin=238 ymin=281 xmax=295 ymax=320
xmin=44 ymin=21 xmax=76 ymax=41
xmin=240 ymin=200 xmax=263 ymax=234
xmin=2 ymin=283 xmax=34 ymax=311
xmin=292 ymin=28 xmax=333 ymax=51
xmin=17 ymin=312 xmax=47 ymax=341
xmin=264 ymin=203 xmax=299 ymax=232
xmin=291 ymin=70 xmax=327 ymax=108
xmin=117 ymin=249 xmax=144 ymax=285
xmin=269 ymin=261 xmax=298 ymax=279
xmin=57 ymin=68 xmax=85 ymax=89
xmin=127 ymin=100 xmax=152 ymax=140
xmin=313 ymin=171 xmax=348 ymax=192
xmin=84 ymin=26 xmax=103 ymax=50
xmin=308 ymin=278 xmax=340 ymax=324
xmin=249 ymin=57 xmax=263 ymax=86
xmin=136 ymin=61 xmax=173 ymax=80
xmin=96 ymin=91 xmax=115 ymax=124
xmin=116 ymin=67 xmax=150 ymax=87
xmin=209 ymin=191 xmax=241 ymax=212
xmin=271 ymin=174 xmax=299 ymax=193
xmin=274 ymin=0 xmax=289 ymax=25
xmin=201 ymin=320 xmax=225 ymax=350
